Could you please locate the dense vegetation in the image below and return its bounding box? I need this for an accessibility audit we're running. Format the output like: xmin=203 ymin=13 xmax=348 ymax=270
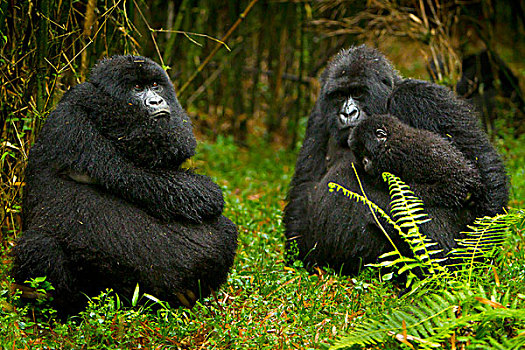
xmin=1 ymin=0 xmax=525 ymax=348
xmin=1 ymin=135 xmax=525 ymax=348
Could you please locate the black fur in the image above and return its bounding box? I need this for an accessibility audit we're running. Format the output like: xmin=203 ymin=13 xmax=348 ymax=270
xmin=349 ymin=114 xmax=482 ymax=253
xmin=350 ymin=114 xmax=482 ymax=208
xmin=387 ymin=79 xmax=508 ymax=216
xmin=284 ymin=45 xmax=508 ymax=274
xmin=12 ymin=55 xmax=238 ymax=315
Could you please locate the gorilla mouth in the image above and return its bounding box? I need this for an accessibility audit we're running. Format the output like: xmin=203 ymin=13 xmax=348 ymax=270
xmin=362 ymin=156 xmax=372 ymax=173
xmin=151 ymin=110 xmax=171 ymax=119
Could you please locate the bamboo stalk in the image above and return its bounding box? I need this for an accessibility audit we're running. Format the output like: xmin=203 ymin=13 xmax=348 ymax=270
xmin=36 ymin=0 xmax=50 ymax=117
xmin=80 ymin=0 xmax=97 ymax=80
xmin=163 ymin=0 xmax=189 ymax=66
xmin=289 ymin=4 xmax=305 ymax=150
xmin=178 ymin=0 xmax=259 ymax=94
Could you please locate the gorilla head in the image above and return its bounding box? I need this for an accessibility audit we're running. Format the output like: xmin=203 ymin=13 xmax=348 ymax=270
xmin=79 ymin=55 xmax=196 ymax=168
xmin=319 ymin=45 xmax=401 ymax=146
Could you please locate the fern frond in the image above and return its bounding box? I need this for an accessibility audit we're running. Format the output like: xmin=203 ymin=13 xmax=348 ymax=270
xmin=331 ymin=288 xmax=525 ymax=350
xmin=328 ymin=170 xmax=450 ymax=279
xmin=451 ymin=213 xmax=522 ymax=261
xmin=382 ymin=172 xmax=449 ymax=274
xmin=328 ymin=181 xmax=405 ymax=259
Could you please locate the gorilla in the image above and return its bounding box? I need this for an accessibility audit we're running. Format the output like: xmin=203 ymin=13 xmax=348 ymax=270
xmin=12 ymin=55 xmax=238 ymax=315
xmin=349 ymin=114 xmax=482 ymax=254
xmin=350 ymin=114 xmax=482 ymax=209
xmin=284 ymin=45 xmax=508 ymax=274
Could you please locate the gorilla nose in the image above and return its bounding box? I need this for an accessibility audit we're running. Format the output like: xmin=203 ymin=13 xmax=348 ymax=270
xmin=146 ymin=97 xmax=164 ymax=106
xmin=338 ymin=98 xmax=360 ymax=127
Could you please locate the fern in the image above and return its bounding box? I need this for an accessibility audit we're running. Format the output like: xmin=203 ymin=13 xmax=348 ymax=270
xmin=381 ymin=173 xmax=448 ymax=274
xmin=329 ymin=168 xmax=449 ymax=283
xmin=328 ymin=168 xmax=525 ymax=349
xmin=331 ymin=287 xmax=525 ymax=350
xmin=449 ymin=213 xmax=522 ymax=267
xmin=329 ymin=168 xmax=522 ymax=284
xmin=327 ymin=180 xmax=406 ymax=260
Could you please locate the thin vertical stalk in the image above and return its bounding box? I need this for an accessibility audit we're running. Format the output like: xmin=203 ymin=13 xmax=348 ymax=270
xmin=288 ymin=4 xmax=305 ymax=150
xmin=35 ymin=0 xmax=49 ymax=118
xmin=80 ymin=0 xmax=97 ymax=80
xmin=178 ymin=0 xmax=259 ymax=95
xmin=163 ymin=0 xmax=189 ymax=66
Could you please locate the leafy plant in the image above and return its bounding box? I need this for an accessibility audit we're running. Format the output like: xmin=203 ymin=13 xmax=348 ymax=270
xmin=328 ymin=166 xmax=525 ymax=349
xmin=449 ymin=213 xmax=523 ymax=286
xmin=329 ymin=166 xmax=522 ymax=284
xmin=331 ymin=287 xmax=525 ymax=350
xmin=328 ymin=166 xmax=449 ymax=286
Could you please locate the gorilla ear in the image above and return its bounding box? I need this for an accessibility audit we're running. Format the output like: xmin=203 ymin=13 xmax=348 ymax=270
xmin=363 ymin=156 xmax=373 ymax=173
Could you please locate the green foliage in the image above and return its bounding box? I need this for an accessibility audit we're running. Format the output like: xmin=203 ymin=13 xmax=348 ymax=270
xmin=0 ymin=135 xmax=524 ymax=349
xmin=328 ymin=167 xmax=525 ymax=349
xmin=1 ymin=138 xmax=380 ymax=348
xmin=332 ymin=287 xmax=525 ymax=350
xmin=449 ymin=212 xmax=524 ymax=286
xmin=329 ymin=170 xmax=449 ymax=286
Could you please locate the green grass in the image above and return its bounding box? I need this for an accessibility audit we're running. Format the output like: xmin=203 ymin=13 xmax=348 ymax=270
xmin=1 ymin=134 xmax=524 ymax=349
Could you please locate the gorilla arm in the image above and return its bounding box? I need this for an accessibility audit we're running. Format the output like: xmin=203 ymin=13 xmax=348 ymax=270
xmin=284 ymin=100 xmax=329 ymax=237
xmin=43 ymin=107 xmax=224 ymax=223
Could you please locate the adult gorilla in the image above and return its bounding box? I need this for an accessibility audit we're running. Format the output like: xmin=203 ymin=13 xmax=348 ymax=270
xmin=284 ymin=45 xmax=508 ymax=274
xmin=12 ymin=55 xmax=238 ymax=315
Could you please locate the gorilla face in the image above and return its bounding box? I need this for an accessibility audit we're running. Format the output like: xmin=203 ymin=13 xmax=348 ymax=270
xmin=84 ymin=55 xmax=196 ymax=168
xmin=319 ymin=45 xmax=400 ymax=147
xmin=338 ymin=95 xmax=361 ymax=129
xmin=130 ymin=81 xmax=170 ymax=119
xmin=349 ymin=114 xmax=399 ymax=177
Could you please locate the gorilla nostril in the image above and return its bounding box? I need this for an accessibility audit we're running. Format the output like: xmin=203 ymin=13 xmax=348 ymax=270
xmin=147 ymin=98 xmax=162 ymax=106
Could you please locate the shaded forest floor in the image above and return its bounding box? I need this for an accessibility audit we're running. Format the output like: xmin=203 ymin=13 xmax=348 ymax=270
xmin=1 ymin=132 xmax=525 ymax=349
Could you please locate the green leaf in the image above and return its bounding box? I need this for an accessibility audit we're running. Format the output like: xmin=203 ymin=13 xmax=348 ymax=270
xmin=131 ymin=283 xmax=140 ymax=307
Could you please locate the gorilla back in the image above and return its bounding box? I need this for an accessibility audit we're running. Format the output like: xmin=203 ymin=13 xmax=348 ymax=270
xmin=12 ymin=55 xmax=238 ymax=315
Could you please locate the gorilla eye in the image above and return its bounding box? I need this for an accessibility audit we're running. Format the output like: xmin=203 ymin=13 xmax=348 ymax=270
xmin=349 ymin=87 xmax=364 ymax=99
xmin=329 ymin=91 xmax=346 ymax=100
xmin=375 ymin=128 xmax=387 ymax=140
xmin=134 ymin=84 xmax=144 ymax=91
xmin=151 ymin=82 xmax=162 ymax=90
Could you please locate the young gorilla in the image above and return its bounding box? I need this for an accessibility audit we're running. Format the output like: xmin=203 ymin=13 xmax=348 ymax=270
xmin=284 ymin=45 xmax=508 ymax=273
xmin=349 ymin=114 xmax=482 ymax=253
xmin=12 ymin=55 xmax=238 ymax=315
xmin=300 ymin=114 xmax=482 ymax=273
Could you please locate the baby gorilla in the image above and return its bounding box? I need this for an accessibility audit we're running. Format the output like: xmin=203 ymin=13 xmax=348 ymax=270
xmin=349 ymin=114 xmax=482 ymax=253
xmin=12 ymin=55 xmax=238 ymax=315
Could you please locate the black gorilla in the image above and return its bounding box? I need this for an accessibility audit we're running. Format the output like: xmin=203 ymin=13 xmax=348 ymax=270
xmin=12 ymin=55 xmax=238 ymax=315
xmin=284 ymin=45 xmax=508 ymax=274
xmin=349 ymin=114 xmax=482 ymax=253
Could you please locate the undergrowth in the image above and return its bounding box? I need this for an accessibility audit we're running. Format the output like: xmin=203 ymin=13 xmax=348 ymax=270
xmin=0 ymin=134 xmax=524 ymax=349
xmin=328 ymin=170 xmax=525 ymax=349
